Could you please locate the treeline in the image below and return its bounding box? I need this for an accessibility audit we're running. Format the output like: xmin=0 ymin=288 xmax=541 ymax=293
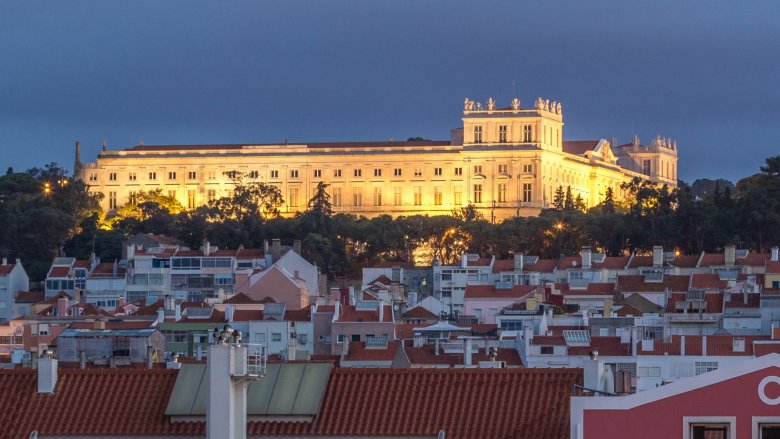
xmin=1 ymin=157 xmax=779 ymax=281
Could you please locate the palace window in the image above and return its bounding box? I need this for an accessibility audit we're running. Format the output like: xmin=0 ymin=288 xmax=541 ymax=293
xmin=523 ymin=163 xmax=533 ymax=174
xmin=523 ymin=124 xmax=532 ymax=142
xmin=188 ymin=171 xmax=197 ymax=180
xmin=332 ymin=187 xmax=342 ymax=206
xmin=474 ymin=125 xmax=483 ymax=143
xmin=128 ymin=172 xmax=136 ymax=181
xmin=352 ymin=188 xmax=362 ymax=207
xmin=128 ymin=191 xmax=137 ymax=205
xmin=454 ymin=167 xmax=463 ymax=176
xmin=109 ymin=172 xmax=117 ymax=181
xmin=434 ymin=167 xmax=443 ymax=176
xmin=148 ymin=172 xmax=157 ymax=180
xmin=187 ymin=190 xmax=196 ymax=209
xmin=290 ymin=169 xmax=299 ymax=179
xmin=354 ymin=169 xmax=362 ymax=178
xmin=108 ymin=191 xmax=117 ymax=209
xmin=314 ymin=169 xmax=322 ymax=178
xmin=168 ymin=190 xmax=176 ymax=199
xmin=289 ymin=187 xmax=299 ymax=207
xmin=473 ymin=184 xmax=482 ymax=203
xmin=414 ymin=168 xmax=423 ymax=177
xmin=168 ymin=171 xmax=177 ymax=180
xmin=270 ymin=170 xmax=279 ymax=179
xmin=454 ymin=187 xmax=462 ymax=205
xmin=208 ymin=171 xmax=216 ymax=180
xmin=393 ymin=168 xmax=402 ymax=177
xmin=498 ymin=183 xmax=507 ymax=203
xmin=334 ymin=169 xmax=342 ymax=178
xmin=207 ymin=189 xmax=216 ymax=203
xmin=373 ymin=187 xmax=382 ymax=206
xmin=643 ymin=160 xmax=651 ymax=175
xmin=498 ymin=164 xmax=508 ymax=174
xmin=413 ymin=187 xmax=422 ymax=206
xmin=499 ymin=125 xmax=507 ymax=142
xmin=89 ymin=173 xmax=97 ymax=181
xmin=434 ymin=187 xmax=443 ymax=205
xmin=474 ymin=165 xmax=483 ymax=174
xmin=523 ymin=183 xmax=532 ymax=203
xmin=248 ymin=170 xmax=259 ymax=179
xmin=374 ymin=168 xmax=382 ymax=177
xmin=393 ymin=187 xmax=402 ymax=206
xmin=225 ymin=170 xmax=239 ymax=179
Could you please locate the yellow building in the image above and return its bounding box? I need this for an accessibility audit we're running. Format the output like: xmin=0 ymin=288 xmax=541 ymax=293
xmin=75 ymin=96 xmax=678 ymax=221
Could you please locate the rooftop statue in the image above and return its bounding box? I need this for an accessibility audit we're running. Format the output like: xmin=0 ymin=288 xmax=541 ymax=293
xmin=487 ymin=97 xmax=495 ymax=110
xmin=511 ymin=98 xmax=520 ymax=110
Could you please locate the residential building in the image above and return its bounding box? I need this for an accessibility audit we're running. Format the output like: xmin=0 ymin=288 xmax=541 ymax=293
xmin=0 ymin=258 xmax=29 ymax=323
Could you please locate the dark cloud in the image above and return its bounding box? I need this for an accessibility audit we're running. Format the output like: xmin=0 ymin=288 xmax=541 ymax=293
xmin=1 ymin=0 xmax=778 ymax=183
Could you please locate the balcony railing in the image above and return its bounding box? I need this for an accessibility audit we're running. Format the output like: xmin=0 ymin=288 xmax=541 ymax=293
xmin=231 ymin=343 xmax=266 ymax=378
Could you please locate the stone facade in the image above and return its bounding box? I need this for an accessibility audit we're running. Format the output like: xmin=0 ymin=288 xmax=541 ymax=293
xmin=76 ymin=97 xmax=678 ymax=221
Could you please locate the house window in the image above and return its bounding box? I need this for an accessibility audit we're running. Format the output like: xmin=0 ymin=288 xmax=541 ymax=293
xmin=148 ymin=172 xmax=157 ymax=180
xmin=454 ymin=167 xmax=463 ymax=176
xmin=332 ymin=187 xmax=342 ymax=206
xmin=290 ymin=169 xmax=299 ymax=179
xmin=695 ymin=361 xmax=718 ymax=375
xmin=393 ymin=187 xmax=402 ymax=206
xmin=540 ymin=346 xmax=554 ymax=355
xmin=474 ymin=165 xmax=483 ymax=174
xmin=108 ymin=191 xmax=117 ymax=209
xmin=351 ymin=334 xmax=360 ymax=342
xmin=207 ymin=189 xmax=216 ymax=203
xmin=523 ymin=163 xmax=533 ymax=174
xmin=434 ymin=187 xmax=443 ymax=205
xmin=248 ymin=170 xmax=259 ymax=179
xmin=270 ymin=170 xmax=279 ymax=179
xmin=434 ymin=167 xmax=443 ymax=176
xmin=689 ymin=424 xmax=730 ymax=439
xmin=187 ymin=190 xmax=196 ymax=209
xmin=757 ymin=423 xmax=780 ymax=439
xmin=414 ymin=168 xmax=423 ymax=177
xmin=474 ymin=125 xmax=483 ymax=143
xmin=168 ymin=171 xmax=177 ymax=180
xmin=352 ymin=188 xmax=362 ymax=206
xmin=272 ymin=333 xmax=282 ymax=342
xmin=497 ymin=183 xmax=507 ymax=202
xmin=523 ymin=183 xmax=532 ymax=203
xmin=374 ymin=168 xmax=382 ymax=177
xmin=523 ymin=124 xmax=532 ymax=142
xmin=128 ymin=172 xmax=136 ymax=181
xmin=373 ymin=187 xmax=382 ymax=206
xmin=188 ymin=171 xmax=197 ymax=179
xmin=454 ymin=187 xmax=462 ymax=205
xmin=297 ymin=333 xmax=308 ymax=345
xmin=333 ymin=169 xmax=342 ymax=178
xmin=128 ymin=191 xmax=137 ymax=205
xmin=393 ymin=168 xmax=402 ymax=177
xmin=314 ymin=169 xmax=322 ymax=178
xmin=354 ymin=169 xmax=362 ymax=178
xmin=413 ymin=187 xmax=422 ymax=206
xmin=473 ymin=184 xmax=482 ymax=203
xmin=499 ymin=125 xmax=507 ymax=142
xmin=289 ymin=187 xmax=299 ymax=207
xmin=643 ymin=160 xmax=651 ymax=175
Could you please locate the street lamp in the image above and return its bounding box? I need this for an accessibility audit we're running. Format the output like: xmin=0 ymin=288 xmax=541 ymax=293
xmin=43 ymin=183 xmax=51 ymax=195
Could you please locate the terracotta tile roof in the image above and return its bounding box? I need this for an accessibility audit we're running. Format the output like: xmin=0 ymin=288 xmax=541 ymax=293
xmin=568 ymin=337 xmax=632 ymax=357
xmin=73 ymin=260 xmax=91 ymax=269
xmin=740 ymin=252 xmax=769 ymax=266
xmin=368 ymin=274 xmax=393 ymax=285
xmin=665 ymin=292 xmax=724 ymax=313
xmin=546 ymin=325 xmax=588 ymax=336
xmin=616 ymin=274 xmax=690 ymax=292
xmin=88 ymin=263 xmax=126 ymax=278
xmin=343 ymin=340 xmax=400 ymax=362
xmin=767 ymin=260 xmax=780 ymax=274
xmin=335 ymin=303 xmax=393 ymax=323
xmin=691 ymin=273 xmax=728 ymax=289
xmin=68 ymin=320 xmax=154 ymax=330
xmin=754 ymin=342 xmax=780 ymax=356
xmin=144 ymin=233 xmax=186 ymax=246
xmin=402 ymin=306 xmax=438 ymax=320
xmin=232 ymin=310 xmax=263 ymax=321
xmin=532 ymin=335 xmax=566 ymax=346
xmin=403 ymin=341 xmax=522 ymax=367
xmin=48 ymin=266 xmax=71 ymax=278
xmin=616 ymin=292 xmax=664 ymax=314
xmin=464 ymin=284 xmax=537 ymax=299
xmin=562 ymin=140 xmax=599 ymax=155
xmin=40 ymin=291 xmax=73 ymax=305
xmin=628 ymin=254 xmax=700 ymax=268
xmin=14 ymin=290 xmax=45 ymax=303
xmin=724 ymin=293 xmax=761 ymax=308
xmin=70 ymin=303 xmax=116 ymax=317
xmin=0 ymin=263 xmax=17 ymax=275
xmin=555 ymin=282 xmax=615 ymax=296
xmin=616 ymin=304 xmax=644 ymax=316
xmin=557 ymin=256 xmax=629 ymax=270
xmin=224 ymin=292 xmax=260 ymax=304
xmin=124 ymin=140 xmax=450 ymax=152
xmin=492 ymin=257 xmax=558 ymax=273
xmin=284 ymin=306 xmax=311 ymax=322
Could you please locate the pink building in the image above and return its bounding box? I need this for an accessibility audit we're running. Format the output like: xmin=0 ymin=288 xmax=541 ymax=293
xmin=330 ymin=301 xmax=394 ymax=355
xmin=236 ymin=265 xmax=310 ymax=310
xmin=463 ymin=284 xmax=537 ymax=324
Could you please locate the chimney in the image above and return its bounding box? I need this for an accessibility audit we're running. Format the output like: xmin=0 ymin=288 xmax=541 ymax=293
xmin=272 ymin=239 xmax=282 ymax=262
xmin=1 ymin=258 xmax=6 ymax=265
xmin=771 ymin=246 xmax=779 ymax=262
xmin=112 ymin=260 xmax=117 ymax=278
xmin=526 ymin=295 xmax=537 ymax=312
xmin=94 ymin=319 xmax=105 ymax=330
xmin=378 ymin=302 xmax=385 ymax=322
xmin=147 ymin=346 xmax=154 ymax=369
xmin=702 ymin=335 xmax=708 ymax=355
xmin=287 ymin=343 xmax=297 ymax=361
xmin=225 ymin=304 xmax=235 ymax=323
xmin=652 ymin=246 xmax=663 ymax=267
xmin=79 ymin=351 xmax=87 ymax=369
xmin=157 ymin=307 xmax=165 ymax=325
xmin=333 ymin=300 xmax=340 ymax=323
xmin=75 ymin=140 xmax=81 ymax=165
xmin=174 ymin=302 xmax=182 ymax=322
xmin=733 ymin=337 xmax=745 ymax=353
xmin=207 ymin=343 xmax=253 ymax=439
xmin=461 ymin=254 xmax=468 ymax=268
xmin=413 ymin=332 xmax=425 ymax=348
xmin=264 ymin=240 xmax=269 ymax=254
xmin=56 ymin=296 xmax=69 ymax=317
xmin=164 ymin=295 xmax=175 ymax=312
xmin=725 ymin=244 xmax=736 ymax=267
xmin=680 ymin=335 xmax=685 ymax=356
xmin=126 ymin=244 xmax=135 ymax=261
xmin=603 ymin=298 xmax=613 ymax=317
xmin=341 ymin=337 xmax=349 ymax=356
xmin=463 ymin=337 xmax=473 ymax=367
xmin=204 ymin=241 xmax=211 ymax=256
xmin=581 ymin=246 xmax=592 ymax=270
xmin=38 ymin=351 xmax=58 ymax=394
xmin=513 ymin=252 xmax=524 ymax=271
xmin=293 ymin=240 xmax=301 ymax=255
xmin=118 ymin=297 xmax=126 ymax=309
xmin=293 ymin=270 xmax=300 ymax=279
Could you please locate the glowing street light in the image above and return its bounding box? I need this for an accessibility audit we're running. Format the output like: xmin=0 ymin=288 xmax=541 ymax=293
xmin=554 ymin=222 xmax=564 ymax=231
xmin=43 ymin=182 xmax=51 ymax=195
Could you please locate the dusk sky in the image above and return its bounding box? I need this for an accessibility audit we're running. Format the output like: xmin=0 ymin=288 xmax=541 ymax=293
xmin=1 ymin=1 xmax=778 ymax=184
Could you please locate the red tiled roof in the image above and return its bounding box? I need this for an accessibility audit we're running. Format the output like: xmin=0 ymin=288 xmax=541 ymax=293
xmin=88 ymin=263 xmax=126 ymax=278
xmin=48 ymin=266 xmax=71 ymax=278
xmin=465 ymin=284 xmax=537 ymax=299
xmin=616 ymin=304 xmax=644 ymax=317
xmin=557 ymin=256 xmax=629 ymax=270
xmin=145 ymin=233 xmax=186 ymax=246
xmin=125 ymin=140 xmax=450 ymax=152
xmin=532 ymin=335 xmax=566 ymax=346
xmin=691 ymin=273 xmax=728 ymax=289
xmin=491 ymin=257 xmax=558 ymax=273
xmin=0 ymin=366 xmax=580 ymax=439
xmin=755 ymin=342 xmax=780 ymax=356
xmin=73 ymin=260 xmax=92 ymax=269
xmin=628 ymin=254 xmax=701 ymax=268
xmin=224 ymin=292 xmax=260 ymax=304
xmin=40 ymin=291 xmax=73 ymax=305
xmin=616 ymin=274 xmax=690 ymax=292
xmin=14 ymin=290 xmax=45 ymax=303
xmin=555 ymin=282 xmax=615 ymax=296
xmin=403 ymin=341 xmax=523 ymax=367
xmin=68 ymin=320 xmax=154 ymax=330
xmin=285 ymin=306 xmax=311 ymax=322
xmin=335 ymin=303 xmax=393 ymax=323
xmin=368 ymin=274 xmax=393 ymax=285
xmin=343 ymin=340 xmax=400 ymax=362
xmin=724 ymin=292 xmax=761 ymax=308
xmin=767 ymin=260 xmax=780 ymax=274
xmin=402 ymin=306 xmax=438 ymax=320
xmin=0 ymin=263 xmax=17 ymax=276
xmin=665 ymin=292 xmax=724 ymax=313
xmin=562 ymin=140 xmax=599 ymax=155
xmin=568 ymin=337 xmax=631 ymax=357
xmin=70 ymin=303 xmax=116 ymax=317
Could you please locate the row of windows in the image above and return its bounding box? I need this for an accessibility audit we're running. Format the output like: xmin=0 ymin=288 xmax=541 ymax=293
xmin=474 ymin=124 xmax=535 ymax=143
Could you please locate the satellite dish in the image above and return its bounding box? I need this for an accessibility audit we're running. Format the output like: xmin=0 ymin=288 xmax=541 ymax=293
xmin=393 ymin=305 xmax=400 ymax=311
xmin=572 ymin=260 xmax=577 ymax=267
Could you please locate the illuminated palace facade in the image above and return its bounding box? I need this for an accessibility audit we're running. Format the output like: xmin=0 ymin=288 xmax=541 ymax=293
xmin=76 ymin=96 xmax=678 ymax=221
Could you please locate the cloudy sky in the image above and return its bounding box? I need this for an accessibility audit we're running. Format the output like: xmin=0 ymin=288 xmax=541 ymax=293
xmin=1 ymin=1 xmax=778 ymax=183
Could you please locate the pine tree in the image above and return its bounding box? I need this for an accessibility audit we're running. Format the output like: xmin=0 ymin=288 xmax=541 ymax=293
xmin=574 ymin=194 xmax=586 ymax=211
xmin=602 ymin=187 xmax=616 ymax=214
xmin=553 ymin=186 xmax=565 ymax=210
xmin=564 ymin=186 xmax=574 ymax=210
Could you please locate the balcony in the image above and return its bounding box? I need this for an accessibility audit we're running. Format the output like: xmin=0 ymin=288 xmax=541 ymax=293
xmin=667 ymin=313 xmax=719 ymax=323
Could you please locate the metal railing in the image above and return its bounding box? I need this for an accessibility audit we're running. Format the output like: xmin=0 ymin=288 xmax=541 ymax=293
xmin=230 ymin=343 xmax=266 ymax=378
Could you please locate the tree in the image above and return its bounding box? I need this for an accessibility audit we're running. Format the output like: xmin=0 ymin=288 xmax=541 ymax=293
xmin=602 ymin=187 xmax=616 ymax=214
xmin=553 ymin=186 xmax=565 ymax=210
xmin=307 ymin=182 xmax=333 ymax=217
xmin=574 ymin=194 xmax=586 ymax=212
xmin=564 ymin=186 xmax=574 ymax=210
xmin=453 ymin=204 xmax=484 ymax=222
xmin=210 ymin=172 xmax=284 ymax=222
xmin=760 ymin=155 xmax=780 ymax=178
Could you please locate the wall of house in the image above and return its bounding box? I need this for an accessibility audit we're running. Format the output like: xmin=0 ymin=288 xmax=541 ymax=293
xmin=330 ymin=322 xmax=394 ymax=355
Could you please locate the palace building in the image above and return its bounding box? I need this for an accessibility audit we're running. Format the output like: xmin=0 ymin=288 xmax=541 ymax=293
xmin=75 ymin=96 xmax=678 ymax=221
